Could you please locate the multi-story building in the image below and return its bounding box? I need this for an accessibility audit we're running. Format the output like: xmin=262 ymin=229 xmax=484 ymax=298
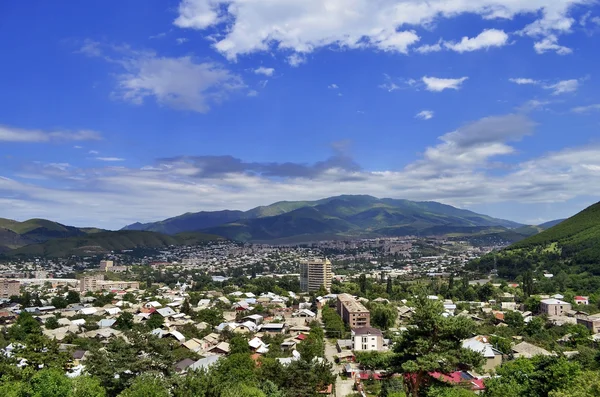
xmin=577 ymin=315 xmax=600 ymax=334
xmin=0 ymin=279 xmax=20 ymax=299
xmin=337 ymin=293 xmax=371 ymax=328
xmin=351 ymin=327 xmax=383 ymax=352
xmin=299 ymin=258 xmax=332 ymax=292
xmin=540 ymin=298 xmax=572 ymax=316
xmin=99 ymin=260 xmax=114 ymax=271
xmin=79 ymin=275 xmax=139 ymax=293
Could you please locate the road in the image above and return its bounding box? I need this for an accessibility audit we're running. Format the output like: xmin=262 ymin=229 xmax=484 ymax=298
xmin=324 ymin=339 xmax=355 ymax=397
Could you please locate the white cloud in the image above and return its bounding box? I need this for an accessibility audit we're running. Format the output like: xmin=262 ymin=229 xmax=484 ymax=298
xmin=96 ymin=157 xmax=125 ymax=162
xmin=328 ymin=84 xmax=339 ymax=89
xmin=173 ymin=0 xmax=589 ymax=61
xmin=422 ymin=76 xmax=468 ymax=92
xmin=509 ymin=78 xmax=540 ymax=85
xmin=254 ymin=67 xmax=275 ymax=76
xmin=73 ymin=146 xmax=83 ymax=149
xmin=5 ymin=113 xmax=599 ymax=229
xmin=444 ymin=29 xmax=509 ymax=53
xmin=415 ymin=42 xmax=442 ymax=53
xmin=176 ymin=37 xmax=189 ymax=44
xmin=545 ymin=79 xmax=579 ymax=95
xmin=592 ymin=16 xmax=600 ymax=25
xmin=533 ymin=35 xmax=572 ymax=55
xmin=415 ymin=110 xmax=434 ymax=120
xmin=287 ymin=54 xmax=306 ymax=67
xmin=80 ymin=41 xmax=246 ymax=113
xmin=89 ymin=150 xmax=99 ymax=155
xmin=572 ymin=104 xmax=600 ymax=113
xmin=0 ymin=125 xmax=101 ymax=143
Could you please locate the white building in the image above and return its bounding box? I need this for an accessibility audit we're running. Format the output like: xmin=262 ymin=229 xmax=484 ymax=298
xmin=351 ymin=327 xmax=383 ymax=352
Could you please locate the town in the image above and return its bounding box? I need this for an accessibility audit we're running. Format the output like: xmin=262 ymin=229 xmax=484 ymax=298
xmin=1 ymin=235 xmax=597 ymax=397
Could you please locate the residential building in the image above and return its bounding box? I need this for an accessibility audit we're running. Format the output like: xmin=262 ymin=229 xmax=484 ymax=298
xmin=299 ymin=258 xmax=332 ymax=292
xmin=351 ymin=327 xmax=383 ymax=352
xmin=577 ymin=315 xmax=600 ymax=334
xmin=99 ymin=260 xmax=114 ymax=271
xmin=337 ymin=293 xmax=371 ymax=328
xmin=462 ymin=336 xmax=504 ymax=372
xmin=0 ymin=279 xmax=20 ymax=299
xmin=79 ymin=275 xmax=139 ymax=293
xmin=540 ymin=298 xmax=572 ymax=316
xmin=574 ymin=296 xmax=589 ymax=305
xmin=512 ymin=342 xmax=553 ymax=358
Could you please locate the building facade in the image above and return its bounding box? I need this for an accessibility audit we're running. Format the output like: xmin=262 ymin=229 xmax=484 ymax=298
xmin=0 ymin=279 xmax=20 ymax=299
xmin=80 ymin=275 xmax=139 ymax=293
xmin=540 ymin=298 xmax=572 ymax=316
xmin=351 ymin=327 xmax=383 ymax=351
xmin=99 ymin=260 xmax=114 ymax=271
xmin=337 ymin=293 xmax=371 ymax=328
xmin=577 ymin=316 xmax=600 ymax=334
xmin=299 ymin=259 xmax=332 ymax=292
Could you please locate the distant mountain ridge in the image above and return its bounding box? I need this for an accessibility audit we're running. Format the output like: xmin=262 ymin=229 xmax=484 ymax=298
xmin=123 ymin=195 xmax=526 ymax=243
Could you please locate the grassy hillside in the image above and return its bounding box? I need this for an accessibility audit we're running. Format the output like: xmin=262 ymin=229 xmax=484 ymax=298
xmin=7 ymin=230 xmax=223 ymax=257
xmin=467 ymin=202 xmax=600 ymax=283
xmin=0 ymin=217 xmax=87 ymax=250
xmin=124 ymin=195 xmax=523 ymax=242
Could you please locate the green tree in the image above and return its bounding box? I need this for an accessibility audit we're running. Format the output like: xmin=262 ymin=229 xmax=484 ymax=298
xmin=146 ymin=313 xmax=164 ymax=330
xmin=181 ymin=299 xmax=192 ymax=315
xmin=386 ymin=278 xmax=393 ymax=295
xmin=370 ymin=303 xmax=396 ymax=330
xmin=428 ymin=386 xmax=478 ymax=397
xmin=503 ymin=311 xmax=524 ymax=328
xmin=66 ymin=290 xmax=81 ymax=304
xmin=522 ymin=271 xmax=534 ymax=298
xmin=115 ymin=312 xmax=134 ymax=330
xmin=8 ymin=311 xmax=42 ymax=341
xmin=392 ymin=293 xmax=483 ymax=397
xmin=45 ymin=316 xmax=60 ymax=330
xmin=550 ymin=371 xmax=600 ymax=397
xmin=28 ymin=368 xmax=72 ymax=397
xmin=118 ymin=374 xmax=169 ymax=397
xmin=51 ymin=296 xmax=69 ymax=309
xmin=523 ymin=296 xmax=541 ymax=313
xmin=359 ymin=274 xmax=367 ymax=294
xmin=72 ymin=376 xmax=107 ymax=397
xmin=296 ymin=328 xmax=324 ymax=362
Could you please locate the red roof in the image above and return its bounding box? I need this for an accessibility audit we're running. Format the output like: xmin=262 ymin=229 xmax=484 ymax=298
xmin=357 ymin=372 xmax=383 ymax=380
xmin=575 ymin=296 xmax=587 ymax=300
xmin=296 ymin=334 xmax=307 ymax=340
xmin=318 ymin=384 xmax=333 ymax=394
xmin=430 ymin=372 xmax=485 ymax=391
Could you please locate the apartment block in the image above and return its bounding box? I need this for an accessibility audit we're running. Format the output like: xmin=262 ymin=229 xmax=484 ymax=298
xmin=299 ymin=258 xmax=332 ymax=292
xmin=540 ymin=298 xmax=572 ymax=316
xmin=99 ymin=260 xmax=114 ymax=271
xmin=80 ymin=275 xmax=139 ymax=293
xmin=0 ymin=279 xmax=20 ymax=299
xmin=337 ymin=293 xmax=371 ymax=328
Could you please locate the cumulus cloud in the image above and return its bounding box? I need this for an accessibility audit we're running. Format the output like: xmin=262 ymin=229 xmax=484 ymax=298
xmin=509 ymin=77 xmax=581 ymax=95
xmin=328 ymin=84 xmax=339 ymax=89
xmin=533 ymin=35 xmax=573 ymax=54
xmin=415 ymin=110 xmax=434 ymax=120
xmin=254 ymin=67 xmax=275 ymax=76
xmin=509 ymin=78 xmax=540 ymax=85
xmin=545 ymin=79 xmax=579 ymax=95
xmin=422 ymin=76 xmax=468 ymax=92
xmin=173 ymin=0 xmax=589 ymax=61
xmin=444 ymin=29 xmax=509 ymax=52
xmin=79 ymin=41 xmax=246 ymax=113
xmin=0 ymin=125 xmax=102 ymax=143
xmin=415 ymin=42 xmax=442 ymax=53
xmin=3 ymin=113 xmax=600 ymax=228
xmin=572 ymin=104 xmax=600 ymax=113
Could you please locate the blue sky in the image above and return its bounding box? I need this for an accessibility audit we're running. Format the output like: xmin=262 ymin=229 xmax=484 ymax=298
xmin=1 ymin=0 xmax=600 ymax=229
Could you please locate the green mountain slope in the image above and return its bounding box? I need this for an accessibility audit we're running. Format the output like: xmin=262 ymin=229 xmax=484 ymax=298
xmin=0 ymin=217 xmax=87 ymax=250
xmin=199 ymin=195 xmax=523 ymax=242
xmin=467 ymin=202 xmax=600 ymax=279
xmin=7 ymin=230 xmax=223 ymax=257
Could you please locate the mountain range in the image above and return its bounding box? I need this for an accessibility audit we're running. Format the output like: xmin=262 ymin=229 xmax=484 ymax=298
xmin=0 ymin=195 xmax=573 ymax=257
xmin=123 ymin=195 xmax=525 ymax=243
